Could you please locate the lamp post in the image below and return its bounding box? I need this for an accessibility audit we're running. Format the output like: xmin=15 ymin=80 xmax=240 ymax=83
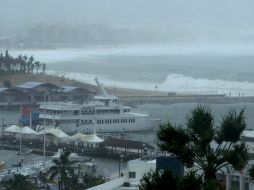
xmin=58 ymin=175 xmax=61 ymax=190
xmin=43 ymin=93 xmax=46 ymax=159
xmin=119 ymin=154 xmax=124 ymax=177
xmin=77 ymin=163 xmax=83 ymax=184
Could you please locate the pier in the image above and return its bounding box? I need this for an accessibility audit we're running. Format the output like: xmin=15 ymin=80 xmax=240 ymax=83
xmin=0 ymin=136 xmax=154 ymax=161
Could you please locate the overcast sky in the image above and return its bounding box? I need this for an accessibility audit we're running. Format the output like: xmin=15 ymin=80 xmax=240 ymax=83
xmin=1 ymin=0 xmax=254 ymax=27
xmin=0 ymin=0 xmax=254 ymax=42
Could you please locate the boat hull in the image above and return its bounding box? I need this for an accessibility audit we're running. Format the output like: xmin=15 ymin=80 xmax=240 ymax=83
xmin=56 ymin=118 xmax=160 ymax=134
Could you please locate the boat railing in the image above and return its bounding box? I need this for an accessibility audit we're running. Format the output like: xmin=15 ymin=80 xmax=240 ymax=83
xmin=40 ymin=101 xmax=82 ymax=108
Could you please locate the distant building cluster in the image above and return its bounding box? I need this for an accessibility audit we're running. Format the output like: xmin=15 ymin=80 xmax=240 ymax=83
xmin=0 ymin=22 xmax=161 ymax=49
xmin=0 ymin=81 xmax=96 ymax=103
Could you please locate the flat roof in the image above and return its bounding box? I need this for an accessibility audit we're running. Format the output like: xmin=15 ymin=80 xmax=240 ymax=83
xmin=100 ymin=137 xmax=154 ymax=150
xmin=0 ymin=88 xmax=8 ymax=93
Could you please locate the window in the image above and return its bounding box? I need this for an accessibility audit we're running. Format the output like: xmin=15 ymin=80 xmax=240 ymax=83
xmin=129 ymin=172 xmax=136 ymax=178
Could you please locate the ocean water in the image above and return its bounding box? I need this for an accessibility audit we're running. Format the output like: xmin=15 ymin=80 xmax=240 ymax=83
xmin=1 ymin=103 xmax=253 ymax=176
xmin=9 ymin=43 xmax=254 ymax=96
xmin=2 ymin=103 xmax=254 ymax=143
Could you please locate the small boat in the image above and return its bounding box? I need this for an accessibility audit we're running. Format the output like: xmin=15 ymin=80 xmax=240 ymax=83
xmin=52 ymin=149 xmax=91 ymax=162
xmin=16 ymin=149 xmax=32 ymax=155
xmin=69 ymin=153 xmax=90 ymax=162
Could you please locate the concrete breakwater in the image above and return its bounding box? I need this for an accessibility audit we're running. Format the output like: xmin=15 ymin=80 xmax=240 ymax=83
xmin=2 ymin=95 xmax=254 ymax=111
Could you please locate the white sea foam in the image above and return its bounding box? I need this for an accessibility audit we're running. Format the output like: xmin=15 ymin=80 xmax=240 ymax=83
xmin=48 ymin=71 xmax=254 ymax=96
xmin=9 ymin=42 xmax=254 ymax=63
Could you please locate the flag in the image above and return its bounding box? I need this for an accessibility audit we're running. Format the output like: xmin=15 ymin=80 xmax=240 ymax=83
xmin=21 ymin=105 xmax=32 ymax=116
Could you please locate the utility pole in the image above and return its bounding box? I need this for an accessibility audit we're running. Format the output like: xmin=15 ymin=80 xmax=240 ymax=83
xmin=43 ymin=93 xmax=46 ymax=158
xmin=1 ymin=117 xmax=4 ymax=149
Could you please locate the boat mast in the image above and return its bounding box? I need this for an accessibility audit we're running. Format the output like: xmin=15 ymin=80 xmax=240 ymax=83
xmin=30 ymin=107 xmax=32 ymax=129
xmin=1 ymin=117 xmax=4 ymax=149
xmin=95 ymin=78 xmax=109 ymax=97
xmin=20 ymin=104 xmax=22 ymax=159
xmin=43 ymin=93 xmax=46 ymax=158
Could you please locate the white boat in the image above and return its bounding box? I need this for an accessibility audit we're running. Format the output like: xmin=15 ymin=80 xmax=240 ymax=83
xmin=39 ymin=79 xmax=159 ymax=134
xmin=52 ymin=149 xmax=90 ymax=162
xmin=16 ymin=149 xmax=32 ymax=155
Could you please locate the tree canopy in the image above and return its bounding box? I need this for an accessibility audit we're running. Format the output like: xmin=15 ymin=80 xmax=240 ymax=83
xmin=48 ymin=150 xmax=74 ymax=190
xmin=139 ymin=170 xmax=202 ymax=190
xmin=1 ymin=174 xmax=36 ymax=190
xmin=0 ymin=50 xmax=45 ymax=75
xmin=157 ymin=106 xmax=248 ymax=181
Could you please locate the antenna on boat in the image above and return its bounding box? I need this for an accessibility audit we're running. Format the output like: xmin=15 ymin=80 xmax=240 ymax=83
xmin=95 ymin=78 xmax=109 ymax=97
xmin=1 ymin=117 xmax=4 ymax=149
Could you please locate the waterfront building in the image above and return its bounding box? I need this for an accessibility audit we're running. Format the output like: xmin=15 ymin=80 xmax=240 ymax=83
xmin=0 ymin=81 xmax=96 ymax=105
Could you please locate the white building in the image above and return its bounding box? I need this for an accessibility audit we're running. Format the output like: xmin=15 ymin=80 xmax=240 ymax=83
xmin=86 ymin=158 xmax=156 ymax=190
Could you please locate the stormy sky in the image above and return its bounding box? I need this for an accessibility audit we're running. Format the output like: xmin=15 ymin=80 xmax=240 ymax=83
xmin=0 ymin=0 xmax=254 ymax=42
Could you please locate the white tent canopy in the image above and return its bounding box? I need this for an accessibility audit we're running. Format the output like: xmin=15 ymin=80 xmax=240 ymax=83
xmin=4 ymin=125 xmax=21 ymax=133
xmin=69 ymin=132 xmax=103 ymax=143
xmin=21 ymin=126 xmax=38 ymax=135
xmin=4 ymin=125 xmax=38 ymax=135
xmin=244 ymin=130 xmax=254 ymax=138
xmin=37 ymin=127 xmax=69 ymax=139
xmin=69 ymin=133 xmax=87 ymax=140
xmin=87 ymin=133 xmax=104 ymax=143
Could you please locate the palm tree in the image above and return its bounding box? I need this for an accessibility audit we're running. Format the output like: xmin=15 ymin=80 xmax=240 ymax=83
xmin=0 ymin=50 xmax=43 ymax=74
xmin=0 ymin=52 xmax=3 ymax=72
xmin=1 ymin=174 xmax=36 ymax=190
xmin=157 ymin=106 xmax=248 ymax=183
xmin=140 ymin=170 xmax=203 ymax=190
xmin=4 ymin=50 xmax=11 ymax=72
xmin=48 ymin=150 xmax=73 ymax=190
xmin=27 ymin=55 xmax=34 ymax=74
xmin=42 ymin=63 xmax=46 ymax=75
xmin=23 ymin=55 xmax=28 ymax=73
xmin=34 ymin=61 xmax=40 ymax=74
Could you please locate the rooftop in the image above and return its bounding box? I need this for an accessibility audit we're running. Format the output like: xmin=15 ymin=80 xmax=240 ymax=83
xmin=100 ymin=137 xmax=154 ymax=150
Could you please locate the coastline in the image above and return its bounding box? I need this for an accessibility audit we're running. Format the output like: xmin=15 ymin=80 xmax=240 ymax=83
xmin=1 ymin=73 xmax=254 ymax=106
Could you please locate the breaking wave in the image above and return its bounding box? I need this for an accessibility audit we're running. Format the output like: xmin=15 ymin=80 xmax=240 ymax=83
xmin=48 ymin=71 xmax=254 ymax=96
xmin=10 ymin=42 xmax=254 ymax=63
